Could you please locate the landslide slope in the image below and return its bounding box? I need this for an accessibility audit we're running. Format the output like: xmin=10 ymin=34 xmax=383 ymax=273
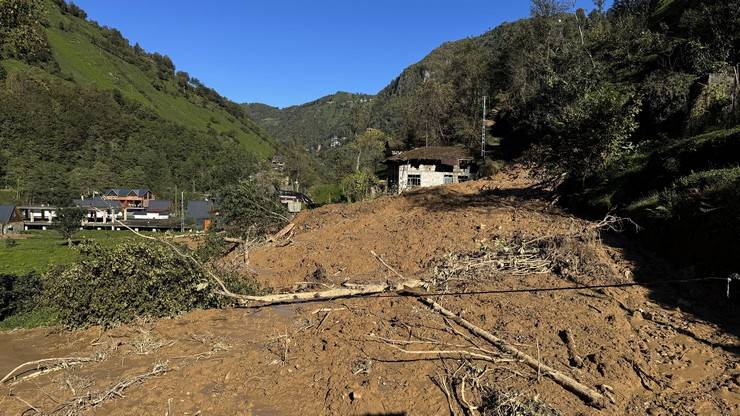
xmin=1 ymin=169 xmax=738 ymax=415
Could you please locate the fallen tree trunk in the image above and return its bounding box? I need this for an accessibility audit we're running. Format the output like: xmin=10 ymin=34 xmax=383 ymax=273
xmin=231 ymin=280 xmax=426 ymax=307
xmin=417 ymin=297 xmax=609 ymax=409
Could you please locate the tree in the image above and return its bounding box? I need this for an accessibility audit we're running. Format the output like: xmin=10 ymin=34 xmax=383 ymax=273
xmin=530 ymin=0 xmax=574 ymax=18
xmin=341 ymin=168 xmax=378 ymax=203
xmin=55 ymin=207 xmax=85 ymax=246
xmin=352 ymin=128 xmax=389 ymax=172
xmin=407 ymin=80 xmax=453 ymax=147
xmin=216 ymin=180 xmax=289 ymax=239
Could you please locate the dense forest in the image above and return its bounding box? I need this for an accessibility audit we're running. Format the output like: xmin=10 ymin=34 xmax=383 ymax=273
xmin=0 ymin=0 xmax=273 ymax=204
xmin=247 ymin=0 xmax=739 ymax=272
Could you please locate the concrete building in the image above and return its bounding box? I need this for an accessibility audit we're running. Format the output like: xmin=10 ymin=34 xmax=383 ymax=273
xmin=73 ymin=197 xmax=123 ymax=223
xmin=102 ymin=188 xmax=154 ymax=208
xmin=278 ymin=190 xmax=313 ymax=213
xmin=385 ymin=146 xmax=477 ymax=194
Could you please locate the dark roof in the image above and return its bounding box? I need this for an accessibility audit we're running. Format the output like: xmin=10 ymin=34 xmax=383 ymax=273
xmin=0 ymin=205 xmax=15 ymax=224
xmin=386 ymin=146 xmax=473 ymax=165
xmin=104 ymin=188 xmax=151 ymax=197
xmin=278 ymin=190 xmax=314 ymax=205
xmin=186 ymin=200 xmax=213 ymax=220
xmin=147 ymin=200 xmax=172 ymax=213
xmin=73 ymin=197 xmax=122 ymax=209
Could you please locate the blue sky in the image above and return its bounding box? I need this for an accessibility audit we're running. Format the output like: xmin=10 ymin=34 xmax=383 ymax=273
xmin=73 ymin=1 xmax=606 ymax=108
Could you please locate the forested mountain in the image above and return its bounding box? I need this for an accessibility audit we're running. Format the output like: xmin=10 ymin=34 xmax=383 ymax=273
xmin=247 ymin=0 xmax=740 ymax=271
xmin=244 ymin=92 xmax=374 ymax=148
xmin=0 ymin=0 xmax=273 ymax=204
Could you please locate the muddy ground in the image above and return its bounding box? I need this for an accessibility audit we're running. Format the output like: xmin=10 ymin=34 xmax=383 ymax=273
xmin=1 ymin=168 xmax=738 ymax=415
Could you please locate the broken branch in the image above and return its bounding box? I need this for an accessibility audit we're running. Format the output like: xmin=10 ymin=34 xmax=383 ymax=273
xmin=417 ymin=297 xmax=609 ymax=409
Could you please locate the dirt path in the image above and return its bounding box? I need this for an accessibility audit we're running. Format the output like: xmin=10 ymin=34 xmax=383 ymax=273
xmin=1 ymin=168 xmax=738 ymax=415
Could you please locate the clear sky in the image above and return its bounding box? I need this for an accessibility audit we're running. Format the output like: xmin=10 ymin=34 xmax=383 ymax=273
xmin=73 ymin=0 xmax=606 ymax=108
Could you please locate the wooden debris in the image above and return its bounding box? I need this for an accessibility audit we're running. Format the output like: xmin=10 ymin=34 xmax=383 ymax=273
xmin=268 ymin=223 xmax=295 ymax=242
xmin=559 ymin=329 xmax=584 ymax=368
xmin=417 ymin=297 xmax=609 ymax=409
xmin=236 ymin=280 xmax=426 ymax=307
xmin=1 ymin=357 xmax=96 ymax=385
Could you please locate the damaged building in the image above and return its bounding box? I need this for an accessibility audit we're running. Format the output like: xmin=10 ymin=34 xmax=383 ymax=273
xmin=385 ymin=146 xmax=477 ymax=194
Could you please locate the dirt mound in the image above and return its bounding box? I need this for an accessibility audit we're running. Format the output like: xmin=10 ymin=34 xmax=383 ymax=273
xmin=1 ymin=168 xmax=738 ymax=415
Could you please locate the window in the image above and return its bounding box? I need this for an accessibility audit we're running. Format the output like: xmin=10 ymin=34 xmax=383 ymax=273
xmin=443 ymin=174 xmax=453 ymax=184
xmin=458 ymin=176 xmax=469 ymax=183
xmin=407 ymin=174 xmax=421 ymax=187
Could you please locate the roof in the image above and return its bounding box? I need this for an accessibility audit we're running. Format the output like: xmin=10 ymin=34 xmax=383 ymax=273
xmin=386 ymin=146 xmax=473 ymax=165
xmin=278 ymin=190 xmax=314 ymax=205
xmin=104 ymin=188 xmax=151 ymax=198
xmin=186 ymin=200 xmax=213 ymax=220
xmin=0 ymin=205 xmax=15 ymax=224
xmin=147 ymin=200 xmax=172 ymax=213
xmin=73 ymin=197 xmax=122 ymax=209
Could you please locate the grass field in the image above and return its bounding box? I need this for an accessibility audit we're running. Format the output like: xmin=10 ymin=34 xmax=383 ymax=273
xmin=0 ymin=230 xmax=139 ymax=275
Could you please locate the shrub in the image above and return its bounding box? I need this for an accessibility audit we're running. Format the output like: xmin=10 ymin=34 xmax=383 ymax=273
xmin=0 ymin=273 xmax=43 ymax=321
xmin=46 ymin=241 xmax=226 ymax=328
xmin=341 ymin=168 xmax=377 ymax=202
xmin=217 ymin=180 xmax=289 ymax=239
xmin=194 ymin=232 xmax=230 ymax=262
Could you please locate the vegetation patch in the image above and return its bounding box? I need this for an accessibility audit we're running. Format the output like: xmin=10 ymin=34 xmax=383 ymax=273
xmin=45 ymin=240 xmax=258 ymax=328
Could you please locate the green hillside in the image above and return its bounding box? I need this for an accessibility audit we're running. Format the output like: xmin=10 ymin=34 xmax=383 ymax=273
xmin=244 ymin=0 xmax=739 ymax=273
xmin=40 ymin=3 xmax=270 ymax=155
xmin=0 ymin=0 xmax=273 ymax=203
xmin=244 ymin=92 xmax=374 ymax=148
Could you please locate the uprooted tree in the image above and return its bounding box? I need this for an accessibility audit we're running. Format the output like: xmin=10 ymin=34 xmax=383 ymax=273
xmin=216 ymin=179 xmax=290 ymax=240
xmin=45 ymin=241 xmax=259 ymax=328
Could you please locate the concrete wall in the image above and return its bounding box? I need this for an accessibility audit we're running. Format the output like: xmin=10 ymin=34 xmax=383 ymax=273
xmin=396 ymin=163 xmax=472 ymax=193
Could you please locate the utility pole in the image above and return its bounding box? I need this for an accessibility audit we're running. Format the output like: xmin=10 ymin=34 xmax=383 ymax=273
xmin=481 ymin=96 xmax=487 ymax=158
xmin=180 ymin=191 xmax=184 ymax=233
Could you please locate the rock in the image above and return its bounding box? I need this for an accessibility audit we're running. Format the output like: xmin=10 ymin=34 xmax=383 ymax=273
xmin=349 ymin=391 xmax=361 ymax=401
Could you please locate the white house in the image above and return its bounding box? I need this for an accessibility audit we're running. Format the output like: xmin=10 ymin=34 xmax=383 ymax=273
xmin=385 ymin=146 xmax=477 ymax=194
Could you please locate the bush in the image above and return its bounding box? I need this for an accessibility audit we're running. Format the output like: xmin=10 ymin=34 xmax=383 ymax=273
xmin=217 ymin=180 xmax=289 ymax=239
xmin=341 ymin=168 xmax=377 ymax=202
xmin=0 ymin=273 xmax=43 ymax=321
xmin=194 ymin=232 xmax=230 ymax=262
xmin=481 ymin=158 xmax=506 ymax=177
xmin=46 ymin=241 xmax=225 ymax=328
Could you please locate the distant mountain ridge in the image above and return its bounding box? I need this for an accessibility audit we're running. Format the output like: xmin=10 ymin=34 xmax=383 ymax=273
xmin=243 ymin=91 xmax=374 ymax=149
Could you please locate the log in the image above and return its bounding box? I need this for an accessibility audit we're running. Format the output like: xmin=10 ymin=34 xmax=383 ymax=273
xmin=235 ymin=280 xmax=426 ymax=307
xmin=559 ymin=329 xmax=584 ymax=368
xmin=268 ymin=223 xmax=295 ymax=242
xmin=417 ymin=297 xmax=609 ymax=409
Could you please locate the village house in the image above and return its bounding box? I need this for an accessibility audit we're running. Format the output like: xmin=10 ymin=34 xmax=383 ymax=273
xmin=73 ymin=197 xmax=123 ymax=223
xmin=102 ymin=188 xmax=155 ymax=208
xmin=17 ymin=205 xmax=57 ymax=229
xmin=186 ymin=200 xmax=215 ymax=231
xmin=0 ymin=204 xmax=21 ymax=235
xmin=385 ymin=146 xmax=477 ymax=194
xmin=278 ymin=190 xmax=313 ymax=213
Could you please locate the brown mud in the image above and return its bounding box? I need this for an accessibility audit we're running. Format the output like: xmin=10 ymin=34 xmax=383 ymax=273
xmin=1 ymin=168 xmax=738 ymax=415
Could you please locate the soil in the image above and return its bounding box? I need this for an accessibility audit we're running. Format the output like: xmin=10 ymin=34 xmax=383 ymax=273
xmin=1 ymin=167 xmax=738 ymax=415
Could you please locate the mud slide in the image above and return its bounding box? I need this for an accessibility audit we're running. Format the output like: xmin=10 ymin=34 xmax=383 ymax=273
xmin=1 ymin=168 xmax=738 ymax=415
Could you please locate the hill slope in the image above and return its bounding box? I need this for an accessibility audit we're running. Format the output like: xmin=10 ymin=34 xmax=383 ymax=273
xmin=0 ymin=0 xmax=273 ymax=203
xmin=244 ymin=91 xmax=374 ymax=148
xmin=2 ymin=168 xmax=737 ymax=415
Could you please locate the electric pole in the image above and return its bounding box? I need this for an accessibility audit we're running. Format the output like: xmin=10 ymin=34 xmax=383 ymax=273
xmin=180 ymin=191 xmax=184 ymax=233
xmin=481 ymin=96 xmax=487 ymax=158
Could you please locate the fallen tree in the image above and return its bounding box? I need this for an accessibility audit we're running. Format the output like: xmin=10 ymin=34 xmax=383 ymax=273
xmin=416 ymin=296 xmax=610 ymax=409
xmin=229 ymin=280 xmax=426 ymax=307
